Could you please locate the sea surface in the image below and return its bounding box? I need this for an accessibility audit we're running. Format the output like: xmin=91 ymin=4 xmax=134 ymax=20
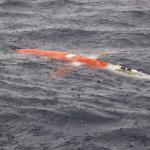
xmin=0 ymin=0 xmax=150 ymax=150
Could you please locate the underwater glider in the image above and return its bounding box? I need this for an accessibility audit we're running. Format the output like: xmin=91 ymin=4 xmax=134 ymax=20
xmin=16 ymin=48 xmax=150 ymax=80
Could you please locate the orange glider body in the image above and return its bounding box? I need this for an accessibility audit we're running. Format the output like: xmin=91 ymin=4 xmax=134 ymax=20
xmin=16 ymin=48 xmax=150 ymax=80
xmin=17 ymin=49 xmax=109 ymax=68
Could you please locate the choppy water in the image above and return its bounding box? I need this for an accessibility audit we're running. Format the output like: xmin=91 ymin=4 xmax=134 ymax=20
xmin=0 ymin=0 xmax=150 ymax=150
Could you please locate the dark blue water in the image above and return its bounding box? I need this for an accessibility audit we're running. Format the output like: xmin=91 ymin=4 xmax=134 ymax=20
xmin=0 ymin=0 xmax=150 ymax=150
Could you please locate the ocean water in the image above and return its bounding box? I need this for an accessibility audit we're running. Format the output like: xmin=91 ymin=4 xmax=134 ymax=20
xmin=0 ymin=0 xmax=150 ymax=150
